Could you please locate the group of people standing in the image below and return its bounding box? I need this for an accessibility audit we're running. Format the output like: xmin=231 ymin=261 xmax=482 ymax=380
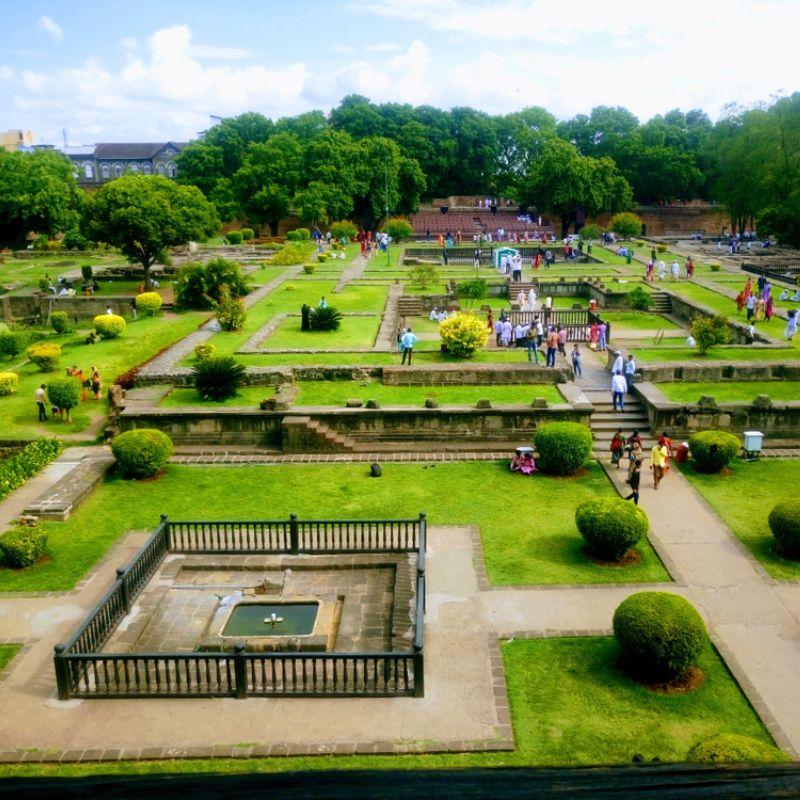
xmin=34 ymin=365 xmax=102 ymax=422
xmin=644 ymin=252 xmax=695 ymax=282
xmin=609 ymin=429 xmax=673 ymax=504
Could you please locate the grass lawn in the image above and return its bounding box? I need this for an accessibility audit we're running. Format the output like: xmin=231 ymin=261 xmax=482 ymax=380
xmin=0 ymin=311 xmax=207 ymax=439
xmin=665 ymin=282 xmax=741 ymax=316
xmin=601 ymin=312 xmax=682 ymax=332
xmin=633 ymin=346 xmax=795 ymax=363
xmin=657 ymin=381 xmax=800 ymax=404
xmin=158 ymin=387 xmax=274 ymax=408
xmin=681 ymin=459 xmax=800 ymax=580
xmin=0 ymin=644 xmax=20 ymax=672
xmin=0 ymin=636 xmax=783 ymax=778
xmin=0 ymin=462 xmax=667 ymax=591
xmin=263 ymin=316 xmax=380 ymax=349
xmin=0 ymin=253 xmax=128 ymax=293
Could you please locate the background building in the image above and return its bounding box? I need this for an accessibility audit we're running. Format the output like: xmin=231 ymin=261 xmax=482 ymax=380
xmin=60 ymin=142 xmax=187 ymax=184
xmin=0 ymin=129 xmax=34 ymax=151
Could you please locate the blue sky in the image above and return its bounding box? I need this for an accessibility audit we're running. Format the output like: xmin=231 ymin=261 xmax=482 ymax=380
xmin=1 ymin=0 xmax=798 ymax=145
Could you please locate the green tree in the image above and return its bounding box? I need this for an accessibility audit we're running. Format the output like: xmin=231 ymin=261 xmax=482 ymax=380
xmin=83 ymin=175 xmax=219 ymax=288
xmin=610 ymin=211 xmax=643 ymax=239
xmin=691 ymin=315 xmax=730 ymax=355
xmin=293 ymin=182 xmax=329 ymax=227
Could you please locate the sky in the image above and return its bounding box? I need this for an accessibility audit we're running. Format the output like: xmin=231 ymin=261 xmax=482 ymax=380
xmin=1 ymin=0 xmax=798 ymax=146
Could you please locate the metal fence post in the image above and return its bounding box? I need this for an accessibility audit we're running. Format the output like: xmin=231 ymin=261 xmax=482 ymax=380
xmin=116 ymin=567 xmax=130 ymax=613
xmin=412 ymin=647 xmax=424 ymax=698
xmin=289 ymin=513 xmax=299 ymax=555
xmin=233 ymin=642 xmax=247 ymax=699
xmin=54 ymin=644 xmax=70 ymax=700
xmin=160 ymin=514 xmax=170 ymax=552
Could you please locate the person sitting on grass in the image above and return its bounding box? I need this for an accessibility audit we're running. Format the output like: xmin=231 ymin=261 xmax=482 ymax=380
xmin=510 ymin=452 xmax=536 ymax=475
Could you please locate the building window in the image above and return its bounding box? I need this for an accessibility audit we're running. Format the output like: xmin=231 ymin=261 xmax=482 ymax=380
xmin=130 ymin=163 xmax=139 ymax=173
xmin=167 ymin=161 xmax=176 ymax=178
xmin=101 ymin=164 xmax=110 ymax=179
xmin=157 ymin=163 xmax=166 ymax=176
xmin=84 ymin=163 xmax=94 ymax=179
xmin=114 ymin=164 xmax=122 ymax=178
xmin=143 ymin=163 xmax=152 ymax=175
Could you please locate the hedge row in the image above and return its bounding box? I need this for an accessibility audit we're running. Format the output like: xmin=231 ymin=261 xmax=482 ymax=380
xmin=0 ymin=439 xmax=63 ymax=503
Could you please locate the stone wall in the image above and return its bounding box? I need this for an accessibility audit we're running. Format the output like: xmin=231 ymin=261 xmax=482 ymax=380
xmin=632 ymin=359 xmax=800 ymax=383
xmin=636 ymin=381 xmax=800 ymax=440
xmin=382 ymin=364 xmax=571 ymax=385
xmin=664 ymin=292 xmax=772 ymax=345
xmin=592 ymin=204 xmax=728 ymax=237
xmin=1 ymin=293 xmax=138 ymax=323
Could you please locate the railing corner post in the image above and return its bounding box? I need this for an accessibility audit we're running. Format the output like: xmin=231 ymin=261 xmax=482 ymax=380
xmin=54 ymin=644 xmax=70 ymax=700
xmin=289 ymin=513 xmax=299 ymax=555
xmin=412 ymin=647 xmax=424 ymax=698
xmin=116 ymin=567 xmax=130 ymax=613
xmin=234 ymin=642 xmax=247 ymax=699
xmin=160 ymin=515 xmax=171 ymax=552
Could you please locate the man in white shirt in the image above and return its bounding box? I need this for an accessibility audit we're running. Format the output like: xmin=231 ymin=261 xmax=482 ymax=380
xmin=612 ymin=350 xmax=624 ymax=374
xmin=35 ymin=384 xmax=48 ymax=421
xmin=686 ymin=334 xmax=696 ymax=347
xmin=624 ymin=354 xmax=636 ymax=393
xmin=400 ymin=328 xmax=417 ymax=365
xmin=611 ymin=371 xmax=627 ymax=412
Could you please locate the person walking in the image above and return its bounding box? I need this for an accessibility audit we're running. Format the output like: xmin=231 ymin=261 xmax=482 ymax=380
xmin=526 ymin=325 xmax=540 ymax=365
xmin=571 ymin=343 xmax=582 ymax=378
xmin=746 ymin=293 xmax=757 ymax=321
xmin=35 ymin=384 xmax=47 ymax=422
xmin=785 ymin=310 xmax=798 ymax=341
xmin=557 ymin=325 xmax=567 ymax=358
xmin=625 ymin=459 xmax=642 ymax=505
xmin=650 ymin=438 xmax=668 ymax=489
xmin=611 ymin=370 xmax=626 ymax=412
xmin=545 ymin=327 xmax=559 ymax=367
xmin=598 ymin=321 xmax=607 ymax=351
xmin=624 ymin=354 xmax=636 ymax=393
xmin=610 ymin=428 xmax=625 ymax=468
xmin=612 ymin=350 xmax=624 ymax=374
xmin=91 ymin=366 xmax=102 ymax=400
xmin=400 ymin=328 xmax=417 ymax=365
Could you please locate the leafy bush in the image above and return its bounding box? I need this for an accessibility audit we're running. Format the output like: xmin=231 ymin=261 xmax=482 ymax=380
xmin=579 ymin=223 xmax=601 ymax=240
xmin=0 ymin=528 xmax=48 ymax=568
xmin=27 ymin=343 xmax=61 ymax=372
xmin=439 ymin=312 xmax=487 ymax=358
xmin=293 ymin=227 xmax=311 ymax=240
xmin=304 ymin=264 xmax=317 ymax=274
xmin=329 ymin=220 xmax=358 ymax=241
xmin=111 ymin=429 xmax=174 ymax=479
xmin=63 ymin=230 xmax=90 ymax=250
xmin=656 ymin=244 xmax=668 ymax=253
xmin=688 ymin=431 xmax=740 ymax=473
xmin=193 ymin=342 xmax=216 ymax=361
xmin=174 ymin=257 xmax=251 ymax=310
xmin=316 ymin=253 xmax=329 ymax=262
xmin=309 ymin=305 xmax=343 ymax=332
xmin=192 ymin=355 xmax=246 ymax=401
xmin=49 ymin=311 xmax=71 ymax=335
xmin=0 ymin=372 xmax=19 ymax=396
xmin=610 ymin=212 xmax=643 ymax=239
xmin=687 ymin=734 xmax=787 ymax=764
xmin=285 ymin=231 xmax=302 ymax=242
xmin=534 ymin=422 xmax=593 ymax=475
xmin=0 ymin=331 xmax=27 ymax=359
xmin=575 ymin=497 xmax=648 ymax=561
xmin=240 ymin=227 xmax=254 ymax=241
xmin=80 ymin=264 xmax=93 ymax=281
xmin=93 ymin=314 xmax=126 ymax=339
xmin=409 ymin=263 xmax=438 ymax=289
xmin=385 ymin=217 xmax=413 ymax=242
xmin=768 ymin=500 xmax=800 ymax=559
xmin=0 ymin=439 xmax=62 ymax=503
xmin=226 ymin=230 xmax=243 ymax=245
xmin=690 ymin=314 xmax=730 ymax=355
xmin=627 ymin=286 xmax=652 ymax=312
xmin=709 ymin=262 xmax=722 ymax=272
xmin=213 ymin=285 xmax=247 ymax=331
xmin=613 ymin=592 xmax=708 ymax=680
xmin=456 ymin=278 xmax=487 ymax=303
xmin=135 ymin=291 xmax=163 ymax=317
xmin=268 ymin=244 xmax=308 ymax=265
xmin=47 ymin=377 xmax=82 ymax=420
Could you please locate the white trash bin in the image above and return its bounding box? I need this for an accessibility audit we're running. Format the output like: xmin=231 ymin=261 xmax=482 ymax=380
xmin=743 ymin=430 xmax=763 ymax=459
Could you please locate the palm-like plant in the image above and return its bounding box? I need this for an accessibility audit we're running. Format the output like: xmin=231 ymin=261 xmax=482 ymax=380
xmin=192 ymin=355 xmax=246 ymax=401
xmin=309 ymin=306 xmax=343 ymax=332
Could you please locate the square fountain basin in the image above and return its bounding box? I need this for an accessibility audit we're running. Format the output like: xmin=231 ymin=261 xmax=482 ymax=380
xmin=222 ymin=602 xmax=319 ymax=637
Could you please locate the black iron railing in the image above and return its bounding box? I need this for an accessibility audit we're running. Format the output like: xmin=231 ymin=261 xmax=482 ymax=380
xmin=55 ymin=513 xmax=426 ymax=700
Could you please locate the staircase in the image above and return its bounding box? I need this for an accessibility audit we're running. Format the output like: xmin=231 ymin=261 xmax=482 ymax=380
xmin=397 ymin=296 xmax=425 ymax=317
xmin=582 ymin=390 xmax=653 ymax=456
xmin=651 ymin=291 xmax=673 ymax=314
xmin=281 ymin=416 xmax=356 ymax=453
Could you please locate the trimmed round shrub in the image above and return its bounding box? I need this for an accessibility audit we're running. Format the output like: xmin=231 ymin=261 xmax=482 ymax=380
xmin=269 ymin=244 xmax=307 ymax=265
xmin=93 ymin=314 xmax=126 ymax=339
xmin=293 ymin=227 xmax=311 ymax=241
xmin=27 ymin=343 xmax=61 ymax=372
xmin=0 ymin=331 xmax=27 ymax=359
xmin=0 ymin=528 xmax=48 ymax=568
xmin=688 ymin=431 xmax=740 ymax=473
xmin=285 ymin=230 xmax=302 ymax=242
xmin=575 ymin=498 xmax=648 ymax=560
xmin=0 ymin=372 xmax=19 ymax=396
xmin=193 ymin=342 xmax=216 ymax=361
xmin=49 ymin=311 xmax=71 ymax=335
xmin=613 ymin=592 xmax=708 ymax=680
xmin=192 ymin=355 xmax=246 ymax=401
xmin=135 ymin=291 xmax=163 ymax=317
xmin=111 ymin=429 xmax=174 ymax=479
xmin=226 ymin=230 xmax=243 ymax=245
xmin=768 ymin=500 xmax=800 ymax=559
xmin=240 ymin=227 xmax=254 ymax=241
xmin=47 ymin=377 xmax=82 ymax=420
xmin=687 ymin=733 xmax=787 ymax=764
xmin=304 ymin=264 xmax=317 ymax=274
xmin=534 ymin=422 xmax=593 ymax=475
xmin=439 ymin=312 xmax=488 ymax=358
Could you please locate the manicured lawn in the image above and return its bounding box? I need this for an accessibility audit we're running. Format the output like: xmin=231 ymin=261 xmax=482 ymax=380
xmin=601 ymin=312 xmax=682 ymax=331
xmin=681 ymin=459 xmax=800 ymax=580
xmin=158 ymin=386 xmax=274 ymax=408
xmin=232 ymin=349 xmax=571 ymax=366
xmin=633 ymin=347 xmax=794 ymax=363
xmin=293 ymin=381 xmax=565 ymax=406
xmin=0 ymin=462 xmax=667 ymax=591
xmin=657 ymin=381 xmax=800 ymax=404
xmin=665 ymin=282 xmax=741 ymax=316
xmin=0 ymin=253 xmax=128 ymax=293
xmin=0 ymin=644 xmax=20 ymax=672
xmin=264 ymin=315 xmax=379 ymax=350
xmin=0 ymin=311 xmax=207 ymax=439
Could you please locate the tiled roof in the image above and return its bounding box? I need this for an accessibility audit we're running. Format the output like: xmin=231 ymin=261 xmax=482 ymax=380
xmin=93 ymin=142 xmax=182 ymax=159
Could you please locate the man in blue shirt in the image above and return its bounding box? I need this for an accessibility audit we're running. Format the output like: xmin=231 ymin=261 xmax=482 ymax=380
xmin=400 ymin=327 xmax=418 ymax=365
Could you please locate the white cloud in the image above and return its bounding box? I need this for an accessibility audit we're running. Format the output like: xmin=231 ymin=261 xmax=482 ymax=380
xmin=38 ymin=16 xmax=63 ymax=43
xmin=189 ymin=44 xmax=255 ymax=59
xmin=0 ymin=66 xmax=13 ymax=81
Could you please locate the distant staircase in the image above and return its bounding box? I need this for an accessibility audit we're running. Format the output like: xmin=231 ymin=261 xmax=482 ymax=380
xmin=651 ymin=291 xmax=673 ymax=314
xmin=397 ymin=296 xmax=426 ymax=317
xmin=582 ymin=390 xmax=653 ymax=456
xmin=281 ymin=416 xmax=356 ymax=453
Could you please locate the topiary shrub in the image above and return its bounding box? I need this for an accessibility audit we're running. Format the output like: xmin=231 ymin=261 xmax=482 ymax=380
xmin=385 ymin=217 xmax=413 ymax=243
xmin=575 ymin=497 xmax=649 ymax=561
xmin=627 ymin=286 xmax=652 ymax=312
xmin=135 ymin=291 xmax=163 ymax=317
xmin=0 ymin=528 xmax=48 ymax=568
xmin=268 ymin=244 xmax=307 ymax=265
xmin=193 ymin=342 xmax=216 ymax=361
xmin=309 ymin=305 xmax=343 ymax=332
xmin=285 ymin=230 xmax=302 ymax=242
xmin=47 ymin=377 xmax=82 ymax=421
xmin=304 ymin=264 xmax=317 ymax=274
xmin=768 ymin=500 xmax=800 ymax=559
xmin=656 ymin=244 xmax=668 ymax=253
xmin=111 ymin=429 xmax=174 ymax=479
xmin=80 ymin=263 xmax=93 ymax=281
xmin=688 ymin=430 xmax=740 ymax=473
xmin=93 ymin=314 xmax=126 ymax=339
xmin=439 ymin=312 xmax=488 ymax=358
xmin=294 ymin=227 xmax=311 ymax=241
xmin=226 ymin=230 xmax=243 ymax=245
xmin=329 ymin=220 xmax=357 ymax=241
xmin=192 ymin=355 xmax=246 ymax=401
xmin=610 ymin=212 xmax=643 ymax=239
xmin=0 ymin=372 xmax=19 ymax=396
xmin=687 ymin=733 xmax=787 ymax=764
xmin=49 ymin=311 xmax=71 ymax=335
xmin=0 ymin=330 xmax=27 ymax=359
xmin=613 ymin=592 xmax=708 ymax=680
xmin=27 ymin=343 xmax=61 ymax=372
xmin=534 ymin=422 xmax=593 ymax=475
xmin=240 ymin=227 xmax=254 ymax=241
